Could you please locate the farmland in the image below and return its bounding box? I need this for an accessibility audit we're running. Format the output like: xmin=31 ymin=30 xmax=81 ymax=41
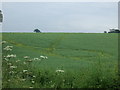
xmin=2 ymin=33 xmax=119 ymax=88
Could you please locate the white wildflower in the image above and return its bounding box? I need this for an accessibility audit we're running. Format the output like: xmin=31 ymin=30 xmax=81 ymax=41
xmin=49 ymin=81 xmax=52 ymax=83
xmin=40 ymin=55 xmax=48 ymax=59
xmin=23 ymin=70 xmax=28 ymax=73
xmin=33 ymin=58 xmax=39 ymax=60
xmin=16 ymin=60 xmax=20 ymax=62
xmin=1 ymin=41 xmax=7 ymax=44
xmin=6 ymin=54 xmax=16 ymax=58
xmin=33 ymin=75 xmax=36 ymax=78
xmin=45 ymin=56 xmax=48 ymax=59
xmin=10 ymin=66 xmax=17 ymax=69
xmin=9 ymin=71 xmax=15 ymax=74
xmin=6 ymin=55 xmax=11 ymax=58
xmin=40 ymin=55 xmax=44 ymax=58
xmin=4 ymin=58 xmax=8 ymax=61
xmin=51 ymin=83 xmax=55 ymax=87
xmin=55 ymin=70 xmax=65 ymax=73
xmin=26 ymin=59 xmax=32 ymax=62
xmin=21 ymin=79 xmax=26 ymax=81
xmin=24 ymin=56 xmax=30 ymax=59
xmin=31 ymin=81 xmax=35 ymax=84
xmin=33 ymin=58 xmax=41 ymax=61
xmin=3 ymin=56 xmax=6 ymax=58
xmin=34 ymin=58 xmax=39 ymax=60
xmin=7 ymin=63 xmax=12 ymax=66
xmin=3 ymin=46 xmax=13 ymax=51
xmin=23 ymin=62 xmax=26 ymax=64
xmin=8 ymin=79 xmax=10 ymax=82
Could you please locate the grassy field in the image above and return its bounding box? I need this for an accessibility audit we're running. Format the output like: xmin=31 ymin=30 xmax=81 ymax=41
xmin=2 ymin=33 xmax=119 ymax=88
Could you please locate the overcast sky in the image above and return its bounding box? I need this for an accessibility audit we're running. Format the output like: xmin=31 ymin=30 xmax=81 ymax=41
xmin=1 ymin=2 xmax=118 ymax=33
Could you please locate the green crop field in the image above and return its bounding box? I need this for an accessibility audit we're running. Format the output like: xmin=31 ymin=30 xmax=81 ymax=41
xmin=2 ymin=33 xmax=119 ymax=88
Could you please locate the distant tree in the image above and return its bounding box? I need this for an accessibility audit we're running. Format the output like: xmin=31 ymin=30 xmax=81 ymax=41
xmin=0 ymin=10 xmax=3 ymax=22
xmin=34 ymin=29 xmax=41 ymax=33
xmin=104 ymin=31 xmax=107 ymax=33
